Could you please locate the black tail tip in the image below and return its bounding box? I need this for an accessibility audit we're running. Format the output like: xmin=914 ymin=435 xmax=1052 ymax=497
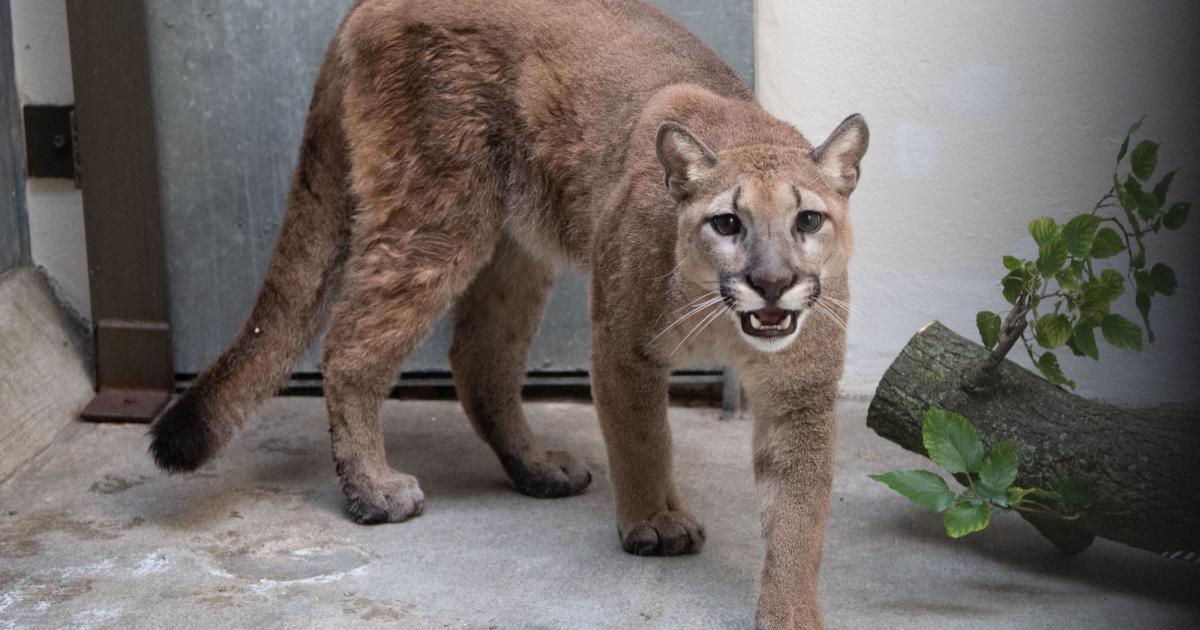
xmin=148 ymin=391 xmax=216 ymax=473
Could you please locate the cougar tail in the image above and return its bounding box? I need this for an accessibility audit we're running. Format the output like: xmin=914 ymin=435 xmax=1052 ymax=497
xmin=149 ymin=48 xmax=352 ymax=473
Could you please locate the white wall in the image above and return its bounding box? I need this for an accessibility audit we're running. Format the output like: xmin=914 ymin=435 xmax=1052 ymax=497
xmin=9 ymin=0 xmax=90 ymax=322
xmin=758 ymin=0 xmax=1200 ymax=404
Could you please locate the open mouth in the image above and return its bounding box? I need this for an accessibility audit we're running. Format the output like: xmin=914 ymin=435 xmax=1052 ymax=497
xmin=739 ymin=306 xmax=800 ymax=338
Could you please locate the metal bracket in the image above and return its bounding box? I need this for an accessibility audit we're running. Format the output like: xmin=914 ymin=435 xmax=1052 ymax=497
xmin=80 ymin=319 xmax=173 ymax=423
xmin=81 ymin=388 xmax=171 ymax=423
xmin=22 ymin=104 xmax=78 ymax=183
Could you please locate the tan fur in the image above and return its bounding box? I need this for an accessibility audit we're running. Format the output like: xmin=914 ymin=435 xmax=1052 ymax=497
xmin=149 ymin=2 xmax=867 ymax=628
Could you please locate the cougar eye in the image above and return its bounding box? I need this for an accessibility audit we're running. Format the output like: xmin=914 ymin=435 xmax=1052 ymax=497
xmin=796 ymin=210 xmax=824 ymax=234
xmin=710 ymin=214 xmax=742 ymax=236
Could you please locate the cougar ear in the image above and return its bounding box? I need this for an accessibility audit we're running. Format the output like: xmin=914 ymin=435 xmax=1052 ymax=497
xmin=812 ymin=114 xmax=869 ymax=196
xmin=656 ymin=121 xmax=718 ymax=202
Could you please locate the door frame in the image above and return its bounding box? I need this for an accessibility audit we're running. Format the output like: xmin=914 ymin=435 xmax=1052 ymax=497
xmin=1 ymin=0 xmax=29 ymax=272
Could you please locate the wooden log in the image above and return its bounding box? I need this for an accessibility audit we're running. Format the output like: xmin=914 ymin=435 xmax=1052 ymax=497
xmin=866 ymin=321 xmax=1200 ymax=559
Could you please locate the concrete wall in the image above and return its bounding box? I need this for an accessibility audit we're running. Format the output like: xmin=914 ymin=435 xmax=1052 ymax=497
xmin=758 ymin=0 xmax=1200 ymax=403
xmin=8 ymin=0 xmax=89 ymax=322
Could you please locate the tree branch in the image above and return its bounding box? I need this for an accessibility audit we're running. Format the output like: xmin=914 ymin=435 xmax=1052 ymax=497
xmin=984 ymin=292 xmax=1031 ymax=372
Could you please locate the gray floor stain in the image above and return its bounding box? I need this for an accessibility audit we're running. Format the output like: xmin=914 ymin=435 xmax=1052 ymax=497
xmin=197 ymin=531 xmax=371 ymax=582
xmin=0 ymin=511 xmax=143 ymax=559
xmin=341 ymin=593 xmax=413 ymax=623
xmin=253 ymin=437 xmax=313 ymax=458
xmin=867 ymin=599 xmax=999 ymax=618
xmin=88 ymin=474 xmax=148 ymax=495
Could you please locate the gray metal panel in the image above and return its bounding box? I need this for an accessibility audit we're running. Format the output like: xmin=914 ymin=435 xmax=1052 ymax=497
xmin=0 ymin=0 xmax=29 ymax=272
xmin=655 ymin=0 xmax=754 ymax=86
xmin=149 ymin=0 xmax=754 ymax=374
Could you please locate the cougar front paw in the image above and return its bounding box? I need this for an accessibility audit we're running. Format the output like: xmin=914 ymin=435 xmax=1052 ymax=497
xmin=342 ymin=471 xmax=425 ymax=524
xmin=620 ymin=509 xmax=705 ymax=556
xmin=502 ymin=449 xmax=592 ymax=498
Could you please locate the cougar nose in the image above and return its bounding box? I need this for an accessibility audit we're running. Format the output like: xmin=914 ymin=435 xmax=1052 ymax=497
xmin=746 ymin=272 xmax=797 ymax=304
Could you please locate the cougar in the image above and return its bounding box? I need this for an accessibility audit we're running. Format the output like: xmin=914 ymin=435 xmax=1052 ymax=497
xmin=149 ymin=1 xmax=867 ymax=627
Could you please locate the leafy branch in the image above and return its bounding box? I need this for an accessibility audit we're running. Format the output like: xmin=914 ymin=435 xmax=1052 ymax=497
xmin=975 ymin=119 xmax=1190 ymax=387
xmin=870 ymin=409 xmax=1089 ymax=538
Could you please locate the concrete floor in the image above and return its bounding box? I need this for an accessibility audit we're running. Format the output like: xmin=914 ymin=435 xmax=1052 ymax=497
xmin=0 ymin=398 xmax=1196 ymax=629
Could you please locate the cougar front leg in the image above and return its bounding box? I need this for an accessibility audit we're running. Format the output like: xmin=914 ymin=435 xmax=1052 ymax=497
xmin=591 ymin=342 xmax=704 ymax=556
xmin=450 ymin=236 xmax=591 ymax=499
xmin=745 ymin=374 xmax=838 ymax=630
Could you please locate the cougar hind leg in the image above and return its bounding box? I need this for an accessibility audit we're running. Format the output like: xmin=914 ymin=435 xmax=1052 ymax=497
xmin=322 ymin=186 xmax=502 ymax=524
xmin=450 ymin=236 xmax=592 ymax=499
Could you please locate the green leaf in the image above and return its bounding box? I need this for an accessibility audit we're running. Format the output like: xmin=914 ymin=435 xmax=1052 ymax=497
xmin=1001 ymin=268 xmax=1030 ymax=305
xmin=943 ymin=500 xmax=991 ymax=538
xmin=1116 ymin=177 xmax=1133 ymax=211
xmin=1164 ymin=202 xmax=1190 ymax=230
xmin=1036 ymin=239 xmax=1069 ymax=278
xmin=1136 ymin=291 xmax=1155 ymax=344
xmin=1130 ymin=139 xmax=1159 ymax=181
xmin=1117 ymin=117 xmax=1144 ymax=162
xmin=1101 ymin=313 xmax=1143 ymax=351
xmin=1123 ymin=175 xmax=1147 ymax=214
xmin=1036 ymin=352 xmax=1075 ymax=388
xmin=976 ymin=311 xmax=1002 ymax=350
xmin=979 ymin=441 xmax=1018 ymax=492
xmin=1152 ymin=170 xmax=1176 ymax=206
xmin=1034 ymin=314 xmax=1072 ymax=350
xmin=1079 ymin=285 xmax=1113 ymax=326
xmin=1066 ymin=335 xmax=1086 ymax=358
xmin=1151 ymin=263 xmax=1177 ymax=296
xmin=1090 ymin=227 xmax=1125 ymax=258
xmin=1003 ymin=255 xmax=1023 ymax=271
xmin=1126 ymin=117 xmax=1145 ymax=138
xmin=1134 ymin=270 xmax=1154 ymax=296
xmin=1137 ymin=188 xmax=1161 ymax=221
xmin=1028 ymin=217 xmax=1060 ymax=247
xmin=1131 ymin=248 xmax=1146 ymax=270
xmin=922 ymin=408 xmax=984 ymax=475
xmin=1055 ymin=266 xmax=1082 ymax=292
xmin=1078 ymin=271 xmax=1125 ymax=324
xmin=1073 ymin=323 xmax=1099 ymax=360
xmin=869 ymin=471 xmax=957 ymax=513
xmin=1002 ymin=277 xmax=1023 ymax=304
xmin=1100 ymin=268 xmax=1125 ymax=292
xmin=1005 ymin=486 xmax=1035 ymax=508
xmin=1062 ymin=214 xmax=1101 ymax=258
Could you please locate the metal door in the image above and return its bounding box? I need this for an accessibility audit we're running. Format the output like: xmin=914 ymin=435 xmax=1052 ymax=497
xmin=147 ymin=0 xmax=754 ymax=377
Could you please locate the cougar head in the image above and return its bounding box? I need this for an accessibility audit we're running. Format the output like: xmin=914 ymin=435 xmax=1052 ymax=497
xmin=658 ymin=114 xmax=868 ymax=353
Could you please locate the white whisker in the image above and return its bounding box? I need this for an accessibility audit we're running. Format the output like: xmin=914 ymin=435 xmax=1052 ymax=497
xmin=675 ymin=290 xmax=721 ymax=313
xmin=817 ymin=295 xmax=865 ymax=321
xmin=823 ymin=305 xmax=849 ymax=332
xmin=811 ymin=300 xmax=848 ymax=333
xmin=655 ymin=256 xmax=687 ymax=280
xmin=670 ymin=303 xmax=730 ymax=357
xmin=650 ymin=296 xmax=724 ymax=343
